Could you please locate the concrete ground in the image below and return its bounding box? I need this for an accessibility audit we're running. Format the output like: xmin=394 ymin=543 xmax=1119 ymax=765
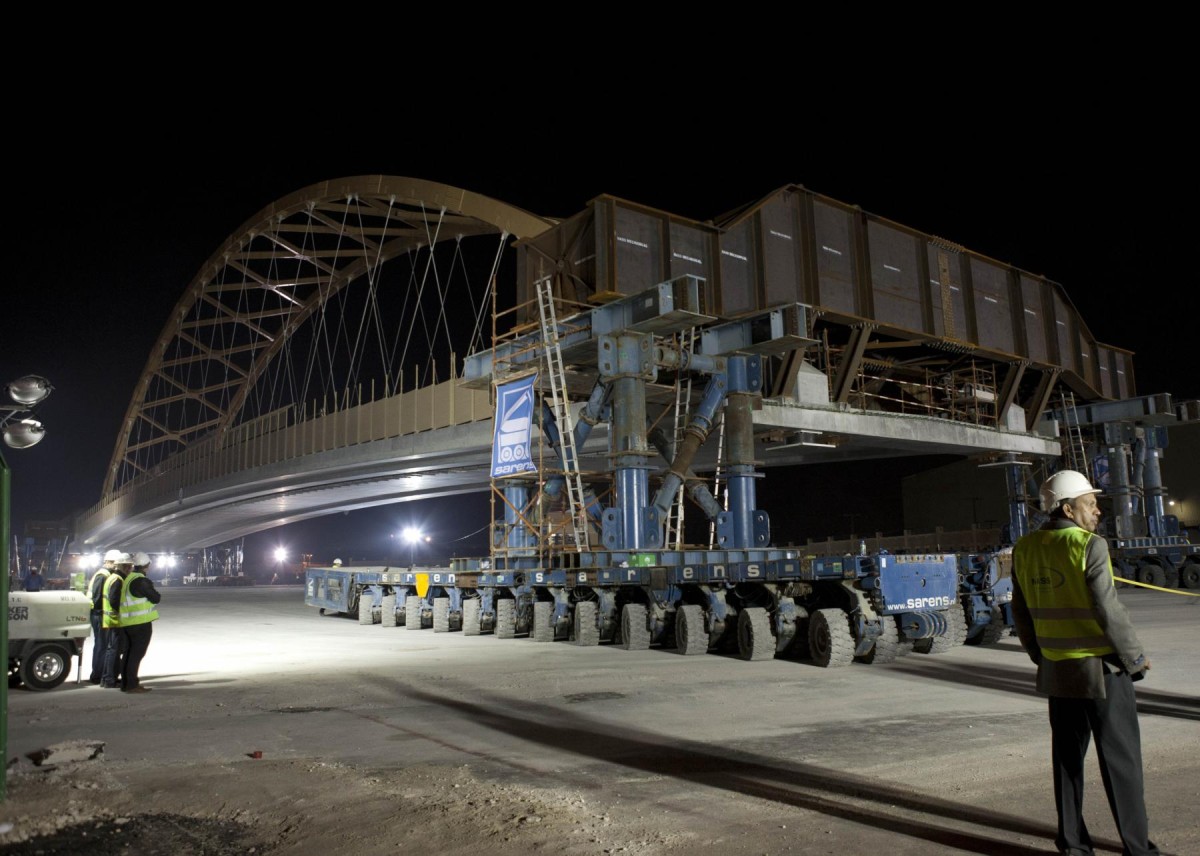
xmin=2 ymin=585 xmax=1197 ymax=855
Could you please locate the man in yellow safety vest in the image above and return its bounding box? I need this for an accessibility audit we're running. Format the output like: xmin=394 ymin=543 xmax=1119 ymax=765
xmin=114 ymin=551 xmax=162 ymax=693
xmin=1012 ymin=469 xmax=1157 ymax=856
xmin=100 ymin=553 xmax=133 ymax=688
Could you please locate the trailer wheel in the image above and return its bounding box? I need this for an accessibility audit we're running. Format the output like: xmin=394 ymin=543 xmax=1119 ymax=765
xmin=808 ymin=608 xmax=854 ymax=668
xmin=19 ymin=644 xmax=71 ymax=691
xmin=496 ymin=599 xmax=517 ymax=639
xmin=674 ymin=605 xmax=707 ymax=655
xmin=405 ymin=596 xmax=423 ymax=630
xmin=618 ymin=603 xmax=650 ymax=650
xmin=1137 ymin=563 xmax=1167 ymax=588
xmin=1181 ymin=562 xmax=1200 ymax=590
xmin=433 ymin=597 xmax=451 ymax=632
xmin=462 ymin=599 xmax=481 ymax=636
xmin=737 ymin=607 xmax=776 ymax=661
xmin=965 ymin=607 xmax=1008 ymax=646
xmin=574 ymin=601 xmax=599 ymax=646
xmin=532 ymin=601 xmax=554 ymax=642
xmin=920 ymin=607 xmax=968 ymax=654
xmin=856 ymin=615 xmax=899 ymax=664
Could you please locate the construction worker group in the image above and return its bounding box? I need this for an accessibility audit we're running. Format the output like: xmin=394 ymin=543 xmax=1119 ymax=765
xmin=86 ymin=549 xmax=162 ymax=693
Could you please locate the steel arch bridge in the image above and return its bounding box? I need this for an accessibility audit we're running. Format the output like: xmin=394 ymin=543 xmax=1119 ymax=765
xmin=79 ymin=174 xmax=1143 ymax=552
xmin=105 ymin=176 xmax=554 ymax=498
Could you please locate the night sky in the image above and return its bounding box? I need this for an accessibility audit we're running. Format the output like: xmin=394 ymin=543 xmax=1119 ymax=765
xmin=5 ymin=108 xmax=1194 ymax=567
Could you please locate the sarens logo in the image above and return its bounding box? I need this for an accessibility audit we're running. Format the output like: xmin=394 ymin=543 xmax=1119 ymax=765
xmin=1031 ymin=567 xmax=1066 ymax=588
xmin=904 ymin=596 xmax=952 ymax=609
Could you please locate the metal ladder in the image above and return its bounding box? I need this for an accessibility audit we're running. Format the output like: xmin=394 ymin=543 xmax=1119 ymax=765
xmin=535 ymin=278 xmax=589 ymax=550
xmin=1058 ymin=388 xmax=1091 ymax=479
xmin=665 ymin=328 xmax=696 ymax=550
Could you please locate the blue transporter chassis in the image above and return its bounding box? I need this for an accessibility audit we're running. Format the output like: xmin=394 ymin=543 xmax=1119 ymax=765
xmin=447 ymin=549 xmax=965 ymax=668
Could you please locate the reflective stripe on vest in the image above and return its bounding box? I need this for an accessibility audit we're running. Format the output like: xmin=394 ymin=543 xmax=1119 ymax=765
xmin=120 ymin=572 xmax=159 ymax=626
xmin=1013 ymin=526 xmax=1115 ymax=660
xmin=101 ymin=574 xmax=124 ymax=628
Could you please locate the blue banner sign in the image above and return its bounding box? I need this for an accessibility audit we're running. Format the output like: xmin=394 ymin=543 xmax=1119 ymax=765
xmin=491 ymin=374 xmax=538 ymax=477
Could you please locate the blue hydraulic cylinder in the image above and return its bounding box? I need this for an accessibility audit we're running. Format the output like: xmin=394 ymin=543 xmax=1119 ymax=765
xmin=612 ymin=375 xmax=652 ymax=549
xmin=1143 ymin=427 xmax=1168 ymax=536
xmin=715 ymin=356 xmax=769 ymax=549
xmin=1004 ymin=458 xmax=1030 ymax=541
xmin=650 ymin=372 xmax=727 ymax=517
xmin=504 ymin=483 xmax=537 ymax=549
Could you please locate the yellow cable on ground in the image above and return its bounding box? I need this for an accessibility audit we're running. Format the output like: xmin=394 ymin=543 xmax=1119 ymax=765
xmin=1114 ymin=577 xmax=1200 ymax=596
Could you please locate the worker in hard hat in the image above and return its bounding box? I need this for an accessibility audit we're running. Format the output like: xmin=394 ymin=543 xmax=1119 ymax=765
xmin=87 ymin=550 xmax=122 ymax=684
xmin=115 ymin=551 xmax=163 ymax=694
xmin=100 ymin=552 xmax=134 ymax=688
xmin=332 ymin=558 xmax=343 ymax=567
xmin=1011 ymin=469 xmax=1158 ymax=856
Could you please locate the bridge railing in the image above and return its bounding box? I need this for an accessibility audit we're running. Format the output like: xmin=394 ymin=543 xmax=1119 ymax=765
xmin=80 ymin=377 xmax=492 ymax=535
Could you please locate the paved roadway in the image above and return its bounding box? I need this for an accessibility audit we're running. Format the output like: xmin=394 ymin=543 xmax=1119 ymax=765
xmin=5 ymin=585 xmax=1198 ymax=855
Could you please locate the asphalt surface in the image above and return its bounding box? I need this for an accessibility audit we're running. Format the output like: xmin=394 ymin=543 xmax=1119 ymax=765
xmin=4 ymin=584 xmax=1198 ymax=855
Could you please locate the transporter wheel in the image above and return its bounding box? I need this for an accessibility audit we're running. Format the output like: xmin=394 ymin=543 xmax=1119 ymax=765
xmin=966 ymin=607 xmax=1008 ymax=646
xmin=808 ymin=608 xmax=854 ymax=668
xmin=573 ymin=601 xmax=600 ymax=646
xmin=18 ymin=644 xmax=71 ymax=691
xmin=433 ymin=597 xmax=451 ymax=632
xmin=462 ymin=599 xmax=481 ymax=636
xmin=405 ymin=596 xmax=423 ymax=630
xmin=674 ymin=605 xmax=708 ymax=656
xmin=1181 ymin=562 xmax=1200 ymax=590
xmin=736 ymin=607 xmax=776 ymax=661
xmin=920 ymin=607 xmax=968 ymax=654
xmin=1138 ymin=562 xmax=1167 ymax=588
xmin=618 ymin=603 xmax=650 ymax=651
xmin=895 ymin=638 xmax=914 ymax=656
xmin=855 ymin=615 xmax=899 ymax=664
xmin=356 ymin=593 xmax=374 ymax=625
xmin=496 ymin=599 xmax=517 ymax=639
xmin=533 ymin=601 xmax=554 ymax=643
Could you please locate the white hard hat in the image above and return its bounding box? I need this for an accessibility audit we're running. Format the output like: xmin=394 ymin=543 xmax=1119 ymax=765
xmin=132 ymin=551 xmax=151 ymax=568
xmin=1039 ymin=470 xmax=1101 ymax=512
xmin=116 ymin=552 xmax=134 ymax=565
xmin=332 ymin=558 xmax=343 ymax=567
xmin=104 ymin=549 xmax=124 ymax=562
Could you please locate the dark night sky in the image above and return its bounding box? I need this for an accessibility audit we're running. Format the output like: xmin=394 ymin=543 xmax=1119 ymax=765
xmin=5 ymin=103 xmax=1194 ymax=565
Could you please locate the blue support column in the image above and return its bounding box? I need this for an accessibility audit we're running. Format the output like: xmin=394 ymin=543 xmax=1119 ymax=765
xmin=715 ymin=356 xmax=770 ymax=549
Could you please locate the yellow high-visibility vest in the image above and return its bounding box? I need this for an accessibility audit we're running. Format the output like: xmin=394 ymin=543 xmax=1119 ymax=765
xmin=101 ymin=575 xmax=124 ymax=628
xmin=1013 ymin=526 xmax=1115 ymax=661
xmin=119 ymin=572 xmax=159 ymax=627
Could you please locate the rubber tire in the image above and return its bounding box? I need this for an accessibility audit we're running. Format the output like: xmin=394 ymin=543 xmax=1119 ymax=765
xmin=921 ymin=607 xmax=968 ymax=654
xmin=618 ymin=603 xmax=650 ymax=650
xmin=808 ymin=608 xmax=855 ymax=668
xmin=19 ymin=644 xmax=71 ymax=691
xmin=855 ymin=615 xmax=899 ymax=664
xmin=380 ymin=594 xmax=398 ymax=627
xmin=433 ymin=597 xmax=451 ymax=632
xmin=462 ymin=599 xmax=481 ymax=636
xmin=405 ymin=595 xmax=423 ymax=630
xmin=357 ymin=592 xmax=374 ymax=625
xmin=737 ymin=607 xmax=776 ymax=661
xmin=1181 ymin=562 xmax=1200 ymax=590
xmin=533 ymin=601 xmax=554 ymax=642
xmin=1140 ymin=564 xmax=1167 ymax=588
xmin=674 ymin=605 xmax=707 ymax=655
xmin=960 ymin=605 xmax=1008 ymax=643
xmin=496 ymin=599 xmax=517 ymax=639
xmin=573 ymin=601 xmax=599 ymax=646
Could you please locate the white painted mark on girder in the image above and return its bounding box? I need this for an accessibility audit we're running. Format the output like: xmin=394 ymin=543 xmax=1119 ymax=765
xmin=672 ymin=252 xmax=702 ymax=265
xmin=721 ymin=250 xmax=748 ymax=262
xmin=984 ymin=296 xmax=999 ymax=304
xmin=769 ymin=230 xmax=793 ymax=241
xmin=617 ymin=236 xmax=650 ymax=249
xmin=883 ymin=264 xmax=902 ymax=273
xmin=821 ymin=245 xmax=843 ymax=256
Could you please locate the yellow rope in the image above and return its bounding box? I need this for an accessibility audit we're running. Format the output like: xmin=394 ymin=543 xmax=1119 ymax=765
xmin=1114 ymin=576 xmax=1200 ymax=597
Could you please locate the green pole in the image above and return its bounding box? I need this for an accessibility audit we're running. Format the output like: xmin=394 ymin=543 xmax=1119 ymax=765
xmin=1 ymin=450 xmax=10 ymax=802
